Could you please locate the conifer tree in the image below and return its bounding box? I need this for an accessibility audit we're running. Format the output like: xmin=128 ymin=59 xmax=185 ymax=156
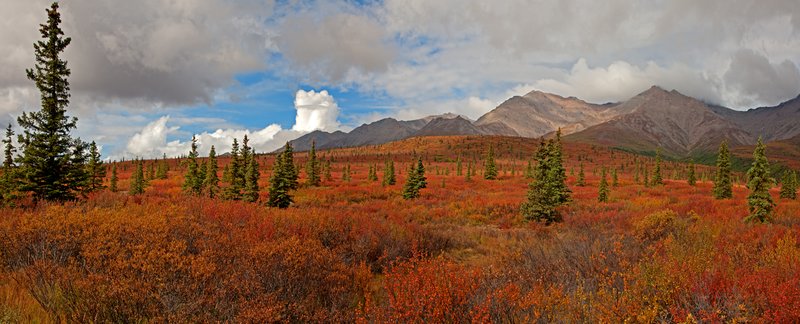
xmin=598 ymin=167 xmax=609 ymax=202
xmin=456 ymin=156 xmax=463 ymax=176
xmin=1 ymin=124 xmax=17 ymax=201
xmin=465 ymin=161 xmax=472 ymax=182
xmin=521 ymin=133 xmax=571 ymax=224
xmin=745 ymin=138 xmax=774 ymax=223
xmin=368 ymin=163 xmax=378 ymax=182
xmin=16 ymin=3 xmax=89 ymax=202
xmin=203 ymin=145 xmax=219 ymax=198
xmin=147 ymin=161 xmax=155 ymax=181
xmin=713 ymin=141 xmax=733 ymax=199
xmin=156 ymin=158 xmax=168 ymax=179
xmin=223 ymin=138 xmax=243 ymax=200
xmin=324 ymin=159 xmax=333 ymax=182
xmin=85 ymin=141 xmax=105 ymax=192
xmin=267 ymin=143 xmax=298 ymax=208
xmin=402 ymin=157 xmax=427 ymax=199
xmin=484 ymin=146 xmax=498 ymax=180
xmin=129 ymin=159 xmax=145 ymax=195
xmin=109 ymin=163 xmax=118 ymax=192
xmin=779 ymin=171 xmax=797 ymax=200
xmin=651 ymin=149 xmax=664 ymax=186
xmin=643 ymin=165 xmax=650 ymax=187
xmin=305 ymin=141 xmax=321 ymax=186
xmin=343 ymin=163 xmax=351 ymax=182
xmin=612 ymin=168 xmax=618 ymax=187
xmin=576 ymin=162 xmax=586 ymax=186
xmin=525 ymin=160 xmax=534 ymax=179
xmin=182 ymin=135 xmax=202 ymax=195
xmin=687 ymin=159 xmax=697 ymax=186
xmin=243 ymin=149 xmax=260 ymax=202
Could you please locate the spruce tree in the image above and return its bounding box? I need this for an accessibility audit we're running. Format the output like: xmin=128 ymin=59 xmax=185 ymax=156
xmin=612 ymin=168 xmax=618 ymax=187
xmin=129 ymin=159 xmax=145 ymax=195
xmin=456 ymin=156 xmax=463 ymax=176
xmin=16 ymin=3 xmax=89 ymax=202
xmin=598 ymin=167 xmax=609 ymax=203
xmin=525 ymin=160 xmax=534 ymax=179
xmin=745 ymin=138 xmax=774 ymax=223
xmin=223 ymin=138 xmax=243 ymax=200
xmin=156 ymin=158 xmax=168 ymax=179
xmin=576 ymin=162 xmax=586 ymax=186
xmin=465 ymin=161 xmax=472 ymax=182
xmin=713 ymin=141 xmax=733 ymax=199
xmin=521 ymin=133 xmax=571 ymax=224
xmin=85 ymin=141 xmax=106 ymax=192
xmin=203 ymin=145 xmax=219 ymax=198
xmin=343 ymin=163 xmax=351 ymax=182
xmin=1 ymin=124 xmax=17 ymax=201
xmin=182 ymin=135 xmax=202 ymax=195
xmin=687 ymin=159 xmax=697 ymax=186
xmin=484 ymin=146 xmax=498 ymax=180
xmin=147 ymin=161 xmax=155 ymax=181
xmin=778 ymin=171 xmax=797 ymax=200
xmin=368 ymin=163 xmax=378 ymax=182
xmin=652 ymin=149 xmax=663 ymax=186
xmin=402 ymin=157 xmax=427 ymax=199
xmin=243 ymin=149 xmax=260 ymax=202
xmin=305 ymin=140 xmax=321 ymax=186
xmin=267 ymin=143 xmax=298 ymax=208
xmin=109 ymin=163 xmax=118 ymax=192
xmin=324 ymin=159 xmax=333 ymax=182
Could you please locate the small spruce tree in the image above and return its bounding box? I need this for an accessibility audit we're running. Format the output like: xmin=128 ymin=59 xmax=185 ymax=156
xmin=402 ymin=157 xmax=427 ymax=199
xmin=84 ymin=141 xmax=105 ymax=192
xmin=243 ymin=149 xmax=260 ymax=202
xmin=598 ymin=167 xmax=609 ymax=202
xmin=267 ymin=142 xmax=298 ymax=208
xmin=651 ymin=149 xmax=663 ymax=186
xmin=484 ymin=146 xmax=498 ymax=180
xmin=203 ymin=145 xmax=219 ymax=198
xmin=611 ymin=168 xmax=618 ymax=187
xmin=779 ymin=170 xmax=797 ymax=199
xmin=109 ymin=163 xmax=118 ymax=192
xmin=687 ymin=159 xmax=697 ymax=186
xmin=305 ymin=140 xmax=321 ymax=186
xmin=576 ymin=162 xmax=586 ymax=186
xmin=182 ymin=135 xmax=202 ymax=195
xmin=382 ymin=160 xmax=396 ymax=186
xmin=745 ymin=138 xmax=774 ymax=223
xmin=129 ymin=159 xmax=145 ymax=195
xmin=713 ymin=141 xmax=733 ymax=199
xmin=223 ymin=138 xmax=243 ymax=200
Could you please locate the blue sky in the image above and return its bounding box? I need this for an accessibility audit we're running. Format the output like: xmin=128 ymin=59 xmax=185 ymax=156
xmin=1 ymin=0 xmax=799 ymax=159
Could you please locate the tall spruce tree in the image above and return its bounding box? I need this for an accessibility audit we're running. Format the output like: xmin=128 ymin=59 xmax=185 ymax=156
xmin=243 ymin=149 xmax=260 ymax=202
xmin=713 ymin=141 xmax=733 ymax=199
xmin=1 ymin=124 xmax=17 ymax=201
xmin=182 ymin=135 xmax=202 ymax=195
xmin=779 ymin=170 xmax=797 ymax=199
xmin=17 ymin=3 xmax=89 ymax=201
xmin=85 ymin=141 xmax=105 ymax=192
xmin=223 ymin=138 xmax=243 ymax=200
xmin=129 ymin=159 xmax=145 ymax=195
xmin=402 ymin=157 xmax=427 ymax=199
xmin=598 ymin=167 xmax=609 ymax=202
xmin=521 ymin=133 xmax=571 ymax=224
xmin=745 ymin=138 xmax=774 ymax=223
xmin=109 ymin=163 xmax=118 ymax=192
xmin=651 ymin=149 xmax=663 ymax=186
xmin=203 ymin=145 xmax=219 ymax=198
xmin=305 ymin=140 xmax=321 ymax=186
xmin=267 ymin=143 xmax=298 ymax=208
xmin=687 ymin=159 xmax=697 ymax=186
xmin=484 ymin=146 xmax=498 ymax=180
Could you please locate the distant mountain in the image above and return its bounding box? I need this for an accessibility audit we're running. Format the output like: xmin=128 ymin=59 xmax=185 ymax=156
xmin=566 ymin=86 xmax=754 ymax=155
xmin=475 ymin=90 xmax=620 ymax=138
xmin=283 ymin=86 xmax=800 ymax=157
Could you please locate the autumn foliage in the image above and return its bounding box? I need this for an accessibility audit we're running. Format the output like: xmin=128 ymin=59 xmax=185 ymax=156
xmin=1 ymin=135 xmax=799 ymax=322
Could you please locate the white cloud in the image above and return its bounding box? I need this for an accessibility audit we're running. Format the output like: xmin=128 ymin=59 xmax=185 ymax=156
xmin=124 ymin=89 xmax=343 ymax=159
xmin=292 ymin=89 xmax=341 ymax=132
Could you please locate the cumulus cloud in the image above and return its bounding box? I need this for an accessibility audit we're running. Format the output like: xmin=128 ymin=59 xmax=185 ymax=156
xmin=124 ymin=89 xmax=342 ymax=159
xmin=532 ymin=58 xmax=722 ymax=104
xmin=292 ymin=90 xmax=341 ymax=132
xmin=723 ymin=49 xmax=800 ymax=107
xmin=277 ymin=12 xmax=394 ymax=82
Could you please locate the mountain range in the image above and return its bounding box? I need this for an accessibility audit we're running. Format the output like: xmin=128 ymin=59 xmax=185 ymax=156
xmin=288 ymin=86 xmax=800 ymax=157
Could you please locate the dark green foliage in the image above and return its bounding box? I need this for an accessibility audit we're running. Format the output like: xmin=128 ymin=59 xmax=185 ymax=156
xmin=267 ymin=142 xmax=298 ymax=208
xmin=1 ymin=124 xmax=18 ymax=201
xmin=16 ymin=3 xmax=89 ymax=202
xmin=576 ymin=162 xmax=585 ymax=187
xmin=651 ymin=149 xmax=663 ymax=186
xmin=745 ymin=138 xmax=774 ymax=223
xmin=156 ymin=159 xmax=168 ymax=179
xmin=129 ymin=159 xmax=145 ymax=195
xmin=182 ymin=136 xmax=202 ymax=195
xmin=402 ymin=157 xmax=427 ymax=199
xmin=598 ymin=168 xmax=609 ymax=203
xmin=521 ymin=131 xmax=571 ymax=224
xmin=243 ymin=149 xmax=260 ymax=202
xmin=342 ymin=163 xmax=351 ymax=182
xmin=713 ymin=141 xmax=733 ymax=199
xmin=109 ymin=164 xmax=118 ymax=192
xmin=382 ymin=160 xmax=396 ymax=186
xmin=324 ymin=159 xmax=333 ymax=182
xmin=203 ymin=146 xmax=219 ymax=198
xmin=687 ymin=159 xmax=696 ymax=186
xmin=456 ymin=156 xmax=462 ymax=176
xmin=779 ymin=171 xmax=797 ymax=200
xmin=85 ymin=141 xmax=106 ymax=193
xmin=305 ymin=141 xmax=321 ymax=186
xmin=367 ymin=163 xmax=378 ymax=182
xmin=484 ymin=146 xmax=497 ymax=180
xmin=611 ymin=168 xmax=618 ymax=187
xmin=465 ymin=161 xmax=472 ymax=182
xmin=525 ymin=160 xmax=534 ymax=179
xmin=223 ymin=138 xmax=243 ymax=200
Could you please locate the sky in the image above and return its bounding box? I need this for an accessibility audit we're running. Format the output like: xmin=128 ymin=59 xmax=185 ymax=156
xmin=0 ymin=0 xmax=799 ymax=159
